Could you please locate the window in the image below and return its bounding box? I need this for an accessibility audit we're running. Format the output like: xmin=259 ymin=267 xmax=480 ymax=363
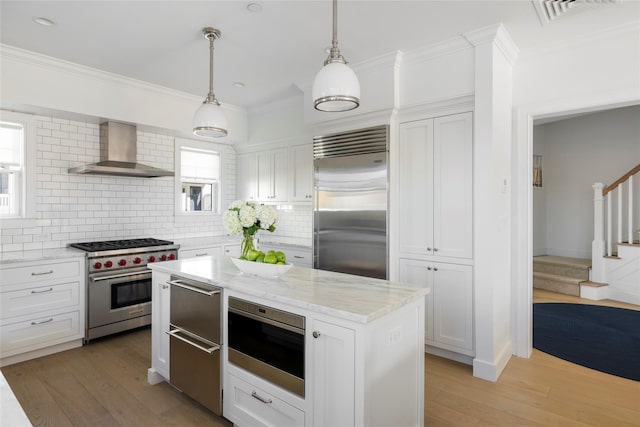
xmin=0 ymin=111 xmax=35 ymax=218
xmin=175 ymin=138 xmax=222 ymax=215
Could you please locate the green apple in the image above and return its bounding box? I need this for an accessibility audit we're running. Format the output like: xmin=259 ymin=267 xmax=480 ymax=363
xmin=263 ymin=254 xmax=277 ymax=264
xmin=275 ymin=251 xmax=286 ymax=263
xmin=246 ymin=249 xmax=260 ymax=261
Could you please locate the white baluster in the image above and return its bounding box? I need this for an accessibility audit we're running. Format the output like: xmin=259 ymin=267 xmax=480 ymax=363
xmin=607 ymin=193 xmax=612 ymax=256
xmin=617 ymin=186 xmax=622 ymax=247
xmin=592 ymin=183 xmax=606 ymax=283
xmin=629 ymin=175 xmax=634 ymax=244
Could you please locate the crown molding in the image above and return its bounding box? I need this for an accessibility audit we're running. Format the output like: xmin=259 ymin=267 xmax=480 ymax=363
xmin=0 ymin=43 xmax=247 ymax=114
xmin=462 ymin=23 xmax=519 ymax=65
xmin=396 ymin=94 xmax=475 ymax=123
xmin=400 ymin=36 xmax=473 ymax=66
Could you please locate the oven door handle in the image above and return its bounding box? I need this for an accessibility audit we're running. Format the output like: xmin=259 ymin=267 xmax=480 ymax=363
xmin=166 ymin=328 xmax=220 ymax=355
xmin=91 ymin=270 xmax=152 ymax=282
xmin=167 ymin=280 xmax=220 ymax=297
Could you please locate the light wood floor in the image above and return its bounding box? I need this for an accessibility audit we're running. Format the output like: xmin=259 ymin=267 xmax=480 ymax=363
xmin=3 ymin=290 xmax=639 ymax=426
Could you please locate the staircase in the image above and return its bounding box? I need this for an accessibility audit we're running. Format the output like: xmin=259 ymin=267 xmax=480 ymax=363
xmin=533 ymin=256 xmax=592 ymax=296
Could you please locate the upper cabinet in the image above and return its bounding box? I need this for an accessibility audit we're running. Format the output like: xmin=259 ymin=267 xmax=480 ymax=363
xmin=398 ymin=112 xmax=473 ymax=260
xmin=289 ymin=144 xmax=313 ymax=201
xmin=237 ymin=144 xmax=313 ymax=204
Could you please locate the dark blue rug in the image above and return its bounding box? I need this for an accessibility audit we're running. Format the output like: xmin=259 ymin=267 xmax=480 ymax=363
xmin=533 ymin=303 xmax=640 ymax=381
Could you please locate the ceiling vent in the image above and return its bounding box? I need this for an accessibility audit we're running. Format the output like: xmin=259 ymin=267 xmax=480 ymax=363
xmin=533 ymin=0 xmax=622 ymax=25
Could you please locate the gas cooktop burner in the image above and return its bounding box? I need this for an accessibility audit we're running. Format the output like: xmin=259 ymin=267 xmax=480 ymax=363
xmin=70 ymin=238 xmax=174 ymax=252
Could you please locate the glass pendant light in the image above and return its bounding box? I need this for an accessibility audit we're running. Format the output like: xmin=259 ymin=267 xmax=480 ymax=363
xmin=312 ymin=0 xmax=360 ymax=112
xmin=193 ymin=27 xmax=228 ymax=138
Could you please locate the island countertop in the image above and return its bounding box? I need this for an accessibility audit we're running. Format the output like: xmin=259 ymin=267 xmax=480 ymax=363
xmin=149 ymin=256 xmax=428 ymax=324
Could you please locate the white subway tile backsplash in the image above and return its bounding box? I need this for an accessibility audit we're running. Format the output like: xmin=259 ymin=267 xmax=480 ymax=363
xmin=1 ymin=113 xmax=313 ymax=252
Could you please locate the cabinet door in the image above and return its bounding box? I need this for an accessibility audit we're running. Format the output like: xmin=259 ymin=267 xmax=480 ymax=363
xmin=237 ymin=153 xmax=257 ymax=201
xmin=398 ymin=119 xmax=434 ymax=258
xmin=433 ymin=112 xmax=473 ymax=259
xmin=290 ymin=144 xmax=313 ymax=202
xmin=432 ymin=263 xmax=473 ymax=353
xmin=272 ymin=148 xmax=288 ymax=202
xmin=257 ymin=149 xmax=288 ymax=202
xmin=398 ymin=258 xmax=434 ymax=341
xmin=151 ymin=271 xmax=171 ymax=380
xmin=223 ymin=244 xmax=241 ymax=258
xmin=179 ymin=246 xmax=223 ymax=259
xmin=257 ymin=151 xmax=273 ymax=201
xmin=311 ymin=319 xmax=355 ymax=427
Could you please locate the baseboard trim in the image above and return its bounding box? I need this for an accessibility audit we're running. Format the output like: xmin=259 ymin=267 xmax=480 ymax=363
xmin=147 ymin=368 xmax=168 ymax=385
xmin=472 ymin=341 xmax=512 ymax=382
xmin=425 ymin=344 xmax=474 ymax=365
xmin=0 ymin=339 xmax=83 ymax=367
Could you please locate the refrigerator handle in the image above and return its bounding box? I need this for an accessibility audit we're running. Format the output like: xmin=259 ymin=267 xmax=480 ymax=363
xmin=313 ymin=163 xmax=319 ymax=269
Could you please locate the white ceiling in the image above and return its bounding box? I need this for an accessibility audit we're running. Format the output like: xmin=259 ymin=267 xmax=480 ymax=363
xmin=1 ymin=1 xmax=638 ymax=111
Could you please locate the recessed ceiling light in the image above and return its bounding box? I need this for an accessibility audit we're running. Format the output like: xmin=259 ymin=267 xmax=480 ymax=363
xmin=246 ymin=3 xmax=262 ymax=13
xmin=33 ymin=16 xmax=55 ymax=26
xmin=233 ymin=82 xmax=246 ymax=88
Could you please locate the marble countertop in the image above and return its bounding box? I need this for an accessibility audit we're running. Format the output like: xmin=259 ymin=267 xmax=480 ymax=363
xmin=1 ymin=371 xmax=31 ymax=426
xmin=149 ymin=256 xmax=428 ymax=324
xmin=0 ymin=247 xmax=85 ymax=264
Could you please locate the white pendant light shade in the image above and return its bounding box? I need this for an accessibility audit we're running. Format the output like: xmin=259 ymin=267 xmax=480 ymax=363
xmin=193 ymin=100 xmax=228 ymax=138
xmin=312 ymin=0 xmax=360 ymax=112
xmin=312 ymin=61 xmax=360 ymax=112
xmin=193 ymin=27 xmax=228 ymax=138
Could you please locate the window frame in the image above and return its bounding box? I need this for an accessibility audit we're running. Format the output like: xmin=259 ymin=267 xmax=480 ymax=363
xmin=0 ymin=110 xmax=36 ymax=220
xmin=174 ymin=137 xmax=224 ymax=217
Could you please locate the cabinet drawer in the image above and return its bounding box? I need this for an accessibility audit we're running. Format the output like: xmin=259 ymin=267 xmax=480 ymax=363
xmin=0 ymin=311 xmax=81 ymax=357
xmin=179 ymin=246 xmax=223 ymax=259
xmin=261 ymin=246 xmax=312 ymax=268
xmin=227 ymin=373 xmax=304 ymax=427
xmin=0 ymin=260 xmax=81 ymax=287
xmin=0 ymin=281 xmax=80 ymax=320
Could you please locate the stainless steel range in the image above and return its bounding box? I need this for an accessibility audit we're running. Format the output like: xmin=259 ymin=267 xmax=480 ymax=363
xmin=70 ymin=238 xmax=179 ymax=342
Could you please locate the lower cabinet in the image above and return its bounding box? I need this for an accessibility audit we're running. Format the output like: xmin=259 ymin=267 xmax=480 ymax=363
xmin=399 ymin=258 xmax=474 ymax=356
xmin=259 ymin=244 xmax=312 ymax=268
xmin=0 ymin=257 xmax=85 ymax=367
xmin=179 ymin=243 xmax=241 ymax=260
xmin=310 ymin=319 xmax=355 ymax=427
xmin=226 ymin=372 xmax=305 ymax=427
xmin=149 ymin=270 xmax=170 ymax=383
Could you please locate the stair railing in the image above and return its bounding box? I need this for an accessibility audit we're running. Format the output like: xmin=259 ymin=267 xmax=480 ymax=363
xmin=592 ymin=163 xmax=640 ymax=282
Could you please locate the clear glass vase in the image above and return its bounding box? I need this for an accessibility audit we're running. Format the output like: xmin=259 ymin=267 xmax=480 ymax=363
xmin=240 ymin=232 xmax=255 ymax=259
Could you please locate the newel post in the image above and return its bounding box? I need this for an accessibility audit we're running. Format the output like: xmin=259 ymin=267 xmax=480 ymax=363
xmin=591 ymin=183 xmax=606 ymax=282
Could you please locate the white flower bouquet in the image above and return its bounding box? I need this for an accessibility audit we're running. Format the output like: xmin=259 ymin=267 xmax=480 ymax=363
xmin=223 ymin=200 xmax=277 ymax=259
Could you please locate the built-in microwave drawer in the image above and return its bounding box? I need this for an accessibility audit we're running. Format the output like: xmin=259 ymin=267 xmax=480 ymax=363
xmin=168 ymin=277 xmax=221 ymax=344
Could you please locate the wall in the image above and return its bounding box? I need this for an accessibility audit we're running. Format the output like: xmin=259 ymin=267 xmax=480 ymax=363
xmin=0 ymin=113 xmax=236 ymax=252
xmin=532 ymin=105 xmax=640 ymax=259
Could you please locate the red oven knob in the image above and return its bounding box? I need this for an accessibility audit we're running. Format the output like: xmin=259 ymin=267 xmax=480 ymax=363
xmin=105 ymin=260 xmax=113 ymax=268
xmin=118 ymin=259 xmax=127 ymax=266
xmin=160 ymin=254 xmax=167 ymax=261
xmin=148 ymin=256 xmax=156 ymax=263
xmin=94 ymin=262 xmax=102 ymax=269
xmin=169 ymin=253 xmax=176 ymax=260
xmin=133 ymin=257 xmax=142 ymax=264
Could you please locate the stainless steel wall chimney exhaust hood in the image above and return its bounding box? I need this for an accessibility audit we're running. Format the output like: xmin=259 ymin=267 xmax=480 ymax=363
xmin=68 ymin=122 xmax=174 ymax=178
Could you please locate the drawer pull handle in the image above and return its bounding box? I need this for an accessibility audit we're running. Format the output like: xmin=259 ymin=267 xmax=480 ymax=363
xmin=251 ymin=391 xmax=272 ymax=404
xmin=195 ymin=253 xmax=208 ymax=257
xmin=31 ymin=318 xmax=54 ymax=326
xmin=167 ymin=280 xmax=220 ymax=296
xmin=31 ymin=287 xmax=54 ymax=294
xmin=31 ymin=270 xmax=53 ymax=276
xmin=294 ymin=255 xmax=304 ymax=259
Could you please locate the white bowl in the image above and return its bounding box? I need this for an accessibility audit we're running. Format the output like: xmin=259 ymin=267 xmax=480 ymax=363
xmin=230 ymin=257 xmax=293 ymax=278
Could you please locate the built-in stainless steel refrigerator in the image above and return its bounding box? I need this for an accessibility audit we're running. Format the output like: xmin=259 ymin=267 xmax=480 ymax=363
xmin=313 ymin=125 xmax=389 ymax=279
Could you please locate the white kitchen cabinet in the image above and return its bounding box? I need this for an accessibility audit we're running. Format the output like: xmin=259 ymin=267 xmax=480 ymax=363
xmin=179 ymin=246 xmax=223 ymax=259
xmin=399 ymin=258 xmax=473 ymax=355
xmin=223 ymin=243 xmax=241 ymax=258
xmin=257 ymin=148 xmax=288 ymax=202
xmin=398 ymin=112 xmax=473 ymax=260
xmin=259 ymin=243 xmax=312 ymax=268
xmin=148 ymin=270 xmax=170 ymax=384
xmin=289 ymin=144 xmax=313 ymax=202
xmin=238 ymin=153 xmax=258 ymax=201
xmin=310 ymin=319 xmax=355 ymax=427
xmin=0 ymin=257 xmax=85 ymax=367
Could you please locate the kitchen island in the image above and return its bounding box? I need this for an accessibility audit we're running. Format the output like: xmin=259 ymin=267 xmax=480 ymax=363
xmin=148 ymin=255 xmax=428 ymax=427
